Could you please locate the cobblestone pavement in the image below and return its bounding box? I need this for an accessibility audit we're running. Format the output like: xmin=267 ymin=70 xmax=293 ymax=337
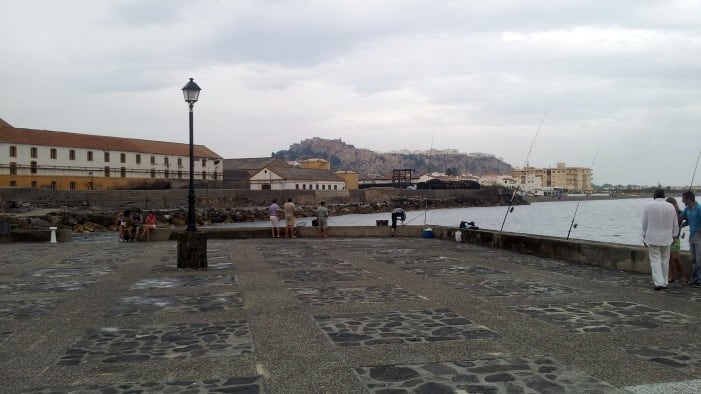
xmin=1 ymin=236 xmax=701 ymax=393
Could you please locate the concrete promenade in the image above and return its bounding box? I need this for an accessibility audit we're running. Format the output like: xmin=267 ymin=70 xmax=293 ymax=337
xmin=1 ymin=233 xmax=701 ymax=393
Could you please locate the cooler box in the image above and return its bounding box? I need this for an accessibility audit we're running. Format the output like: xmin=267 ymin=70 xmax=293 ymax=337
xmin=422 ymin=228 xmax=433 ymax=238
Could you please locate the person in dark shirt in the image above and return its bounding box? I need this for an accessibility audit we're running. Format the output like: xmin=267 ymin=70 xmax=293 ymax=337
xmin=391 ymin=206 xmax=406 ymax=236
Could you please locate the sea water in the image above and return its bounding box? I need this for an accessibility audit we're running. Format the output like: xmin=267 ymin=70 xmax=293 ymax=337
xmin=220 ymin=197 xmax=692 ymax=251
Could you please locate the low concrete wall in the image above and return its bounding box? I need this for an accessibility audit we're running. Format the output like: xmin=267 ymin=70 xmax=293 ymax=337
xmin=164 ymin=225 xmax=690 ymax=276
xmin=429 ymin=226 xmax=693 ymax=276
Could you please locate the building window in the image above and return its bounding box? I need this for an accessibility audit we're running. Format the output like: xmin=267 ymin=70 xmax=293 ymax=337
xmin=10 ymin=181 xmax=16 ymax=187
xmin=296 ymin=184 xmax=299 ymax=189
xmin=202 ymin=158 xmax=207 ymax=167
xmin=302 ymin=184 xmax=306 ymax=190
xmin=150 ymin=169 xmax=156 ymax=178
xmin=87 ymin=151 xmax=93 ymax=161
xmin=136 ymin=154 xmax=141 ymax=164
xmin=334 ymin=185 xmax=338 ymax=190
xmin=9 ymin=145 xmax=17 ymax=157
xmin=69 ymin=182 xmax=76 ymax=190
xmin=177 ymin=170 xmax=182 ymax=179
xmin=50 ymin=181 xmax=57 ymax=190
xmin=316 ymin=184 xmax=319 ymax=190
xmin=9 ymin=162 xmax=17 ymax=175
xmin=31 ymin=181 xmax=37 ymax=188
xmin=30 ymin=161 xmax=37 ymax=174
xmin=69 ymin=150 xmax=76 ymax=160
xmin=164 ymin=157 xmax=169 ymax=166
xmin=104 ymin=152 xmax=110 ymax=162
xmin=120 ymin=153 xmax=126 ymax=163
xmin=121 ymin=167 xmax=126 ymax=177
xmin=104 ymin=166 xmax=110 ymax=177
xmin=150 ymin=155 xmax=156 ymax=165
xmin=322 ymin=185 xmax=325 ymax=190
xmin=178 ymin=158 xmax=183 ymax=167
xmin=31 ymin=147 xmax=38 ymax=158
xmin=50 ymin=148 xmax=57 ymax=159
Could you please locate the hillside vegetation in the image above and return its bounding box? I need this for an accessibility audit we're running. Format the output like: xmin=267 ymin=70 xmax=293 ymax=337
xmin=273 ymin=137 xmax=513 ymax=177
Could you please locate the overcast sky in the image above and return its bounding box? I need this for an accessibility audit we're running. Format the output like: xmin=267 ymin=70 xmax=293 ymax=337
xmin=2 ymin=0 xmax=700 ymax=186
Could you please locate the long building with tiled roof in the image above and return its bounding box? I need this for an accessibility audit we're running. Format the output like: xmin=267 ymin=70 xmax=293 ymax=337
xmin=0 ymin=119 xmax=222 ymax=190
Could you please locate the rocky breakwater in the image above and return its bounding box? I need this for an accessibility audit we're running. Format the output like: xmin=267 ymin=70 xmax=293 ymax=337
xmin=0 ymin=189 xmax=525 ymax=238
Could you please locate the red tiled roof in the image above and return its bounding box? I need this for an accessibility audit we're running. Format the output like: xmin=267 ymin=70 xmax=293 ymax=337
xmin=0 ymin=120 xmax=221 ymax=158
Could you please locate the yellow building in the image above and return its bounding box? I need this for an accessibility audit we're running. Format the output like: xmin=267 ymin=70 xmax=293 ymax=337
xmin=512 ymin=162 xmax=592 ymax=193
xmin=0 ymin=119 xmax=222 ymax=190
xmin=335 ymin=171 xmax=359 ymax=190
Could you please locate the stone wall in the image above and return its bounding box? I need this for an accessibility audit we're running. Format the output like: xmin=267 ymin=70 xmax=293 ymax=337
xmin=0 ymin=187 xmax=486 ymax=211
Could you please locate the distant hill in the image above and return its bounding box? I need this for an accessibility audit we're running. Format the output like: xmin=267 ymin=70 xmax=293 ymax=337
xmin=272 ymin=137 xmax=513 ymax=177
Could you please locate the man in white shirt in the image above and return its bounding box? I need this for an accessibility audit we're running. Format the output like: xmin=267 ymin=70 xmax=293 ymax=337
xmin=642 ymin=188 xmax=680 ymax=290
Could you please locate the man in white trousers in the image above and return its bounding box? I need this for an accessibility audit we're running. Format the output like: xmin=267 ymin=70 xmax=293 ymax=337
xmin=642 ymin=188 xmax=680 ymax=290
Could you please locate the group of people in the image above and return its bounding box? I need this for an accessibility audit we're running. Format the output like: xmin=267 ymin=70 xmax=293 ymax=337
xmin=642 ymin=189 xmax=701 ymax=290
xmin=268 ymin=199 xmax=407 ymax=238
xmin=116 ymin=209 xmax=158 ymax=242
xmin=268 ymin=198 xmax=302 ymax=238
xmin=268 ymin=198 xmax=331 ymax=238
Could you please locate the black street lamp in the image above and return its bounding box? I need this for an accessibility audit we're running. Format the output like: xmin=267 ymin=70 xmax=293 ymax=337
xmin=177 ymin=78 xmax=207 ymax=269
xmin=182 ymin=78 xmax=201 ymax=232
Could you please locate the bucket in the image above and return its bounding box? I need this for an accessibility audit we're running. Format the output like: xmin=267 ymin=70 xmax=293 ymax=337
xmin=422 ymin=228 xmax=433 ymax=238
xmin=454 ymin=231 xmax=462 ymax=242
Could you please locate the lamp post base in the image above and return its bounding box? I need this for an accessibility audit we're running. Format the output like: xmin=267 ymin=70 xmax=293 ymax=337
xmin=177 ymin=232 xmax=208 ymax=268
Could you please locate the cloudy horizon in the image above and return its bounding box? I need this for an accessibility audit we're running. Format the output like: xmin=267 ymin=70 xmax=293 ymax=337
xmin=2 ymin=0 xmax=700 ymax=187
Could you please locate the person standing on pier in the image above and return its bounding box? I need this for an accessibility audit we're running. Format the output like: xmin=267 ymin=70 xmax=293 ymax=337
xmin=642 ymin=188 xmax=679 ymax=290
xmin=316 ymin=201 xmax=329 ymax=238
xmin=665 ymin=197 xmax=688 ymax=284
xmin=391 ymin=206 xmax=406 ymax=236
xmin=681 ymin=191 xmax=701 ymax=286
xmin=283 ymin=197 xmax=297 ymax=238
xmin=268 ymin=199 xmax=281 ymax=238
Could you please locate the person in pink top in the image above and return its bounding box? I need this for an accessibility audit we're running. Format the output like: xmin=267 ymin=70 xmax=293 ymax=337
xmin=141 ymin=211 xmax=157 ymax=241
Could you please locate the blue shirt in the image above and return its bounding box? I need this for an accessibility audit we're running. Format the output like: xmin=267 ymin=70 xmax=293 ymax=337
xmin=681 ymin=203 xmax=701 ymax=237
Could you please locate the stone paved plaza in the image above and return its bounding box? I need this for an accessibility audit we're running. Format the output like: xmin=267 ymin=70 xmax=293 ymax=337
xmin=1 ymin=235 xmax=701 ymax=393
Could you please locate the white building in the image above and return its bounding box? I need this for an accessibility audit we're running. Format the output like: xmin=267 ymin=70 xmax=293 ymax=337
xmin=0 ymin=118 xmax=222 ymax=190
xmin=249 ymin=166 xmax=346 ymax=191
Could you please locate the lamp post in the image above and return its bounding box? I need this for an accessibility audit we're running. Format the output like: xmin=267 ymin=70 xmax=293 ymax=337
xmin=182 ymin=78 xmax=201 ymax=232
xmin=177 ymin=78 xmax=207 ymax=269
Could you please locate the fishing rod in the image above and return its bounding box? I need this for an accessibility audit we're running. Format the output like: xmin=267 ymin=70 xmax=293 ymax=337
xmin=500 ymin=111 xmax=548 ymax=231
xmin=566 ymin=138 xmax=605 ymax=239
xmin=424 ymin=132 xmax=435 ymax=226
xmin=688 ymin=148 xmax=701 ymax=191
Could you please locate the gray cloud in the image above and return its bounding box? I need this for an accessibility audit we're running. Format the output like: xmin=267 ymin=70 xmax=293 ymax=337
xmin=1 ymin=0 xmax=700 ymax=186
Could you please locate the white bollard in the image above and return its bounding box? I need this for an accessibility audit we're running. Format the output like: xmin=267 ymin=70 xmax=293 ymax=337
xmin=49 ymin=227 xmax=57 ymax=243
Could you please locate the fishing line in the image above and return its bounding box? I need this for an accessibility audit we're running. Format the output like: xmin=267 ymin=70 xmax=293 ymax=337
xmin=500 ymin=111 xmax=548 ymax=231
xmin=688 ymin=147 xmax=701 ymax=191
xmin=405 ymin=213 xmax=424 ymax=225
xmin=424 ymin=132 xmax=435 ymax=226
xmin=566 ymin=138 xmax=604 ymax=240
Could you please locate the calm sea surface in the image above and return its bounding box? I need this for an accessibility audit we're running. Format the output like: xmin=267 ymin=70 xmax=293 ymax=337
xmin=218 ymin=197 xmax=691 ymax=251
